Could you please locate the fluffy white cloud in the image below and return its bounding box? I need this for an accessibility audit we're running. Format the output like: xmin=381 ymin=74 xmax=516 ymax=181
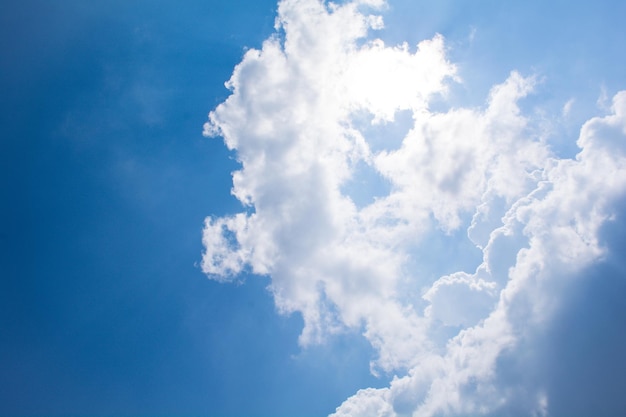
xmin=202 ymin=0 xmax=626 ymax=415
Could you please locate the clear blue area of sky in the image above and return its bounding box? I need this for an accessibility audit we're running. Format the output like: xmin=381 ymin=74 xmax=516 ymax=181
xmin=1 ymin=0 xmax=625 ymax=416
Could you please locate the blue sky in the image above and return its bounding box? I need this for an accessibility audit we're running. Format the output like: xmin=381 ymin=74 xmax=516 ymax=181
xmin=2 ymin=1 xmax=626 ymax=416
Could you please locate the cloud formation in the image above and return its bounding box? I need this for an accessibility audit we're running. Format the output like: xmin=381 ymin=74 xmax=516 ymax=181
xmin=202 ymin=0 xmax=626 ymax=415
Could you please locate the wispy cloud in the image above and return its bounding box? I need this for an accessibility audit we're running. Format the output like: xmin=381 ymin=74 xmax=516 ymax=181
xmin=202 ymin=1 xmax=626 ymax=415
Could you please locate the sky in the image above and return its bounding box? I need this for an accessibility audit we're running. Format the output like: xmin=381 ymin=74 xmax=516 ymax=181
xmin=1 ymin=1 xmax=626 ymax=416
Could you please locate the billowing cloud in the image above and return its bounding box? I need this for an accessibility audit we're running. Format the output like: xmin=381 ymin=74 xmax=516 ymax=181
xmin=202 ymin=0 xmax=626 ymax=415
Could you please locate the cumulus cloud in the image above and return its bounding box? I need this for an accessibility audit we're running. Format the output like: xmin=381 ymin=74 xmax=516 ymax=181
xmin=202 ymin=0 xmax=626 ymax=415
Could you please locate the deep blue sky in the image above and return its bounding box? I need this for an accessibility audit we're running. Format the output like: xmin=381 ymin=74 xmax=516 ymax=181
xmin=2 ymin=1 xmax=626 ymax=416
xmin=1 ymin=1 xmax=381 ymax=415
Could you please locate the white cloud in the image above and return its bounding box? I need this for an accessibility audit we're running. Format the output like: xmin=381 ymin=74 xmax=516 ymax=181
xmin=562 ymin=98 xmax=575 ymax=118
xmin=202 ymin=0 xmax=626 ymax=415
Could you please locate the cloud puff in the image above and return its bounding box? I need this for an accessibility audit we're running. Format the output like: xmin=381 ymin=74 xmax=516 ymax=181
xmin=202 ymin=0 xmax=626 ymax=415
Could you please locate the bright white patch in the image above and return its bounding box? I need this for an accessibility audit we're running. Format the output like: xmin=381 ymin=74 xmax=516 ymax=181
xmin=202 ymin=0 xmax=626 ymax=416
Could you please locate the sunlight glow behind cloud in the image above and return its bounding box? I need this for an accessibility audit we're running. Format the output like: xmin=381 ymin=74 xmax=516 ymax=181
xmin=202 ymin=0 xmax=626 ymax=415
